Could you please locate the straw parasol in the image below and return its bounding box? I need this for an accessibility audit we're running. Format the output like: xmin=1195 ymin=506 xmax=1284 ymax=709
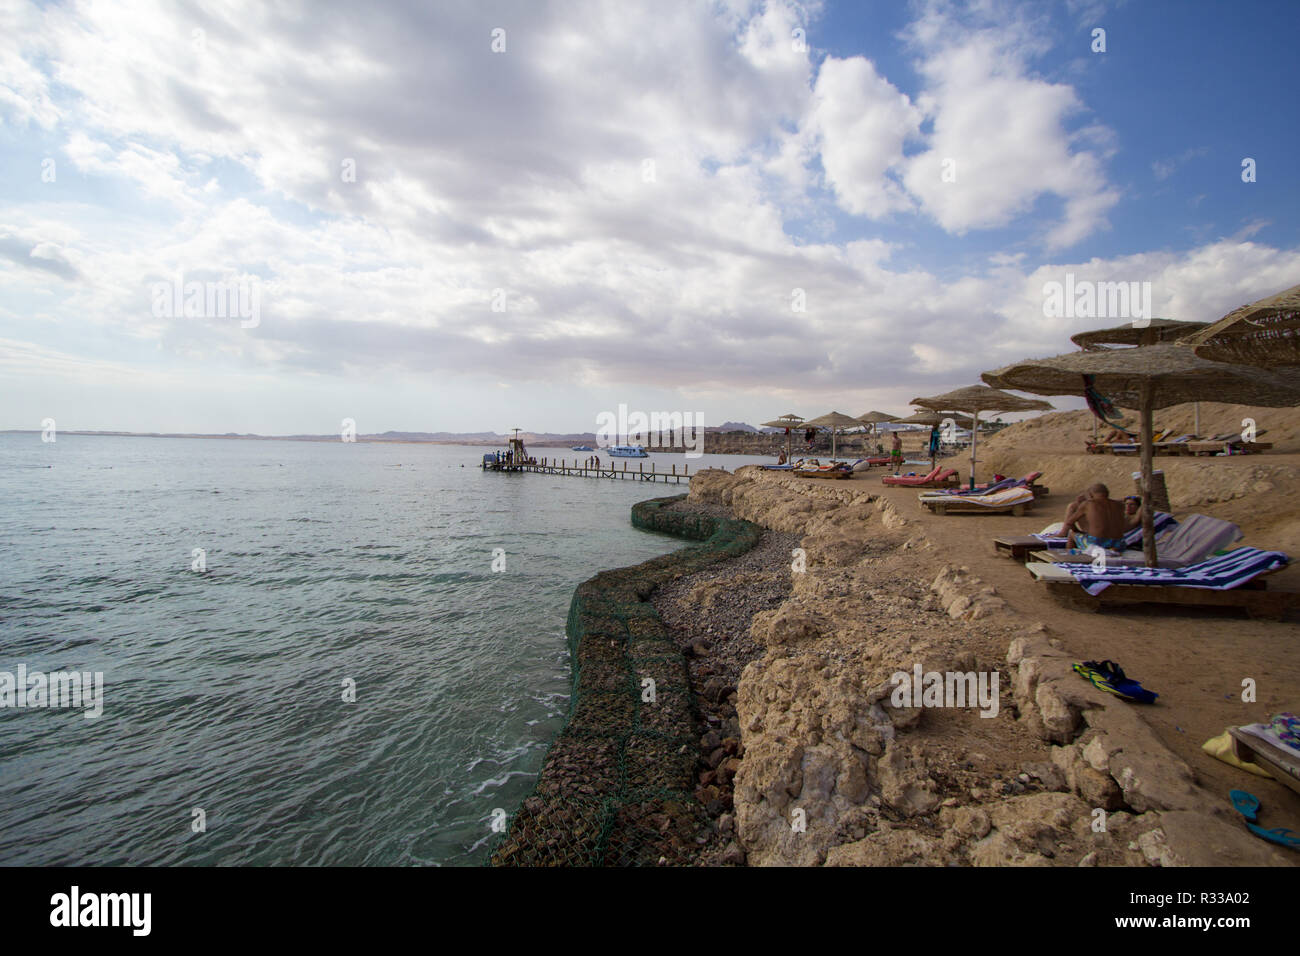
xmin=1183 ymin=283 xmax=1300 ymax=368
xmin=760 ymin=414 xmax=804 ymax=461
xmin=893 ymin=410 xmax=976 ymax=428
xmin=1071 ymin=319 xmax=1212 ymax=437
xmin=983 ymin=344 xmax=1300 ymax=566
xmin=854 ymin=410 xmax=900 ymax=443
xmin=801 ymin=410 xmax=862 ymax=459
xmin=911 ymin=386 xmax=1053 ymax=490
xmin=1070 ymin=318 xmax=1208 ymax=351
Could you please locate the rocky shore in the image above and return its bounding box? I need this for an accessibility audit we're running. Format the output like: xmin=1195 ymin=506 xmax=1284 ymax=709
xmin=494 ymin=464 xmax=1295 ymax=867
xmin=675 ymin=466 xmax=1295 ymax=867
xmin=650 ymin=498 xmax=801 ymax=865
xmin=490 ymin=494 xmax=763 ymax=866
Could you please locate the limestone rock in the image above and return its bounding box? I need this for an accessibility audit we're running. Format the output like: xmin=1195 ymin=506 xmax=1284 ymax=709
xmin=824 ymin=823 xmax=945 ymax=866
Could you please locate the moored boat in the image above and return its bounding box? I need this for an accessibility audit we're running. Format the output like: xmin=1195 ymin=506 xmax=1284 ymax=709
xmin=608 ymin=444 xmax=648 ymax=458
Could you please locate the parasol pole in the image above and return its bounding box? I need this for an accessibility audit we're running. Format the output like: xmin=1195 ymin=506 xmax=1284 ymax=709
xmin=967 ymin=408 xmax=977 ymax=489
xmin=1140 ymin=382 xmax=1156 ymax=568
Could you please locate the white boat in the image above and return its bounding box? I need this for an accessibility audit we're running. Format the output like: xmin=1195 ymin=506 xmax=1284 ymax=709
xmin=608 ymin=444 xmax=648 ymax=458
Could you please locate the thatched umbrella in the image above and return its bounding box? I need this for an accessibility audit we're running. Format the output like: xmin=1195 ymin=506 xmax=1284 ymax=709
xmin=912 ymin=386 xmax=1053 ymax=490
xmin=1071 ymin=319 xmax=1212 ymax=437
xmin=801 ymin=411 xmax=862 ymax=459
xmin=760 ymin=414 xmax=804 ymax=461
xmin=1183 ymin=283 xmax=1300 ymax=368
xmin=983 ymin=344 xmax=1300 ymax=566
xmin=894 ymin=410 xmax=976 ymax=428
xmin=1071 ymin=318 xmax=1208 ymax=351
xmin=853 ymin=410 xmax=900 ymax=445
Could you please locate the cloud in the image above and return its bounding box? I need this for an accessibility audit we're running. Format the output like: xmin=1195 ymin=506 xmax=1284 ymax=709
xmin=0 ymin=0 xmax=1295 ymax=433
xmin=804 ymin=56 xmax=921 ymax=217
xmin=1152 ymin=146 xmax=1209 ymax=181
xmin=897 ymin=2 xmax=1118 ymax=248
xmin=0 ymin=233 xmax=80 ymax=280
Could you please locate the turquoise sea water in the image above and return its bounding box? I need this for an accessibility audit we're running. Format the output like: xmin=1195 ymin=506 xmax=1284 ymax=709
xmin=0 ymin=434 xmax=771 ymax=865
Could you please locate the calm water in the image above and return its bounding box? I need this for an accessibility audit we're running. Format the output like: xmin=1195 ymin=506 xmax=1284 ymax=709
xmin=0 ymin=434 xmax=772 ymax=865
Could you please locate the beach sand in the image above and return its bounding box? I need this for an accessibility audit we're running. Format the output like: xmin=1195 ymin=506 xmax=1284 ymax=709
xmin=662 ymin=410 xmax=1299 ymax=866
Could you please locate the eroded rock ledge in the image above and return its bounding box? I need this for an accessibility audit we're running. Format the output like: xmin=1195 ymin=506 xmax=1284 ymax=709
xmin=688 ymin=467 xmax=1292 ymax=867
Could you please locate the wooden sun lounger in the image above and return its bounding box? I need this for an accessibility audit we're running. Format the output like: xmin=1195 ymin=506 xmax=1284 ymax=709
xmin=796 ymin=469 xmax=853 ymax=479
xmin=1228 ymin=727 xmax=1300 ymax=797
xmin=1025 ymin=562 xmax=1299 ymax=619
xmin=994 ymin=535 xmax=1055 ymax=560
xmin=1028 ymin=549 xmax=1186 ymax=569
xmin=921 ymin=473 xmax=1048 ymax=499
xmin=1187 ymin=440 xmax=1274 ymax=456
xmin=921 ymin=491 xmax=1034 ymax=516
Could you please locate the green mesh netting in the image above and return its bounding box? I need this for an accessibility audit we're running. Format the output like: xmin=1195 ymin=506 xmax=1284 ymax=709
xmin=489 ymin=495 xmax=760 ymax=866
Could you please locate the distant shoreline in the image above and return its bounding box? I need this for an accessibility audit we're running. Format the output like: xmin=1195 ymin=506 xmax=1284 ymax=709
xmin=0 ymin=429 xmax=779 ymax=453
xmin=0 ymin=429 xmax=576 ymax=448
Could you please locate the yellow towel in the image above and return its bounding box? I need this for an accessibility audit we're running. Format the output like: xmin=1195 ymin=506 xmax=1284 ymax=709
xmin=1201 ymin=731 xmax=1273 ymax=778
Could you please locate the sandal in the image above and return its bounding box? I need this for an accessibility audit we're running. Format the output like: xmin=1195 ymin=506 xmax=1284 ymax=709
xmin=1229 ymin=790 xmax=1300 ymax=851
xmin=1073 ymin=660 xmax=1159 ymax=704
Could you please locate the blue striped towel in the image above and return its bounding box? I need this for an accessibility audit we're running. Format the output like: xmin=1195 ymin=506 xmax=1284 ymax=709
xmin=1054 ymin=547 xmax=1290 ymax=595
xmin=1032 ymin=511 xmax=1177 ymax=550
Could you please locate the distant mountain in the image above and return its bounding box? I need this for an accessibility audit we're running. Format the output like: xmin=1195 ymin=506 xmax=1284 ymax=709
xmin=711 ymin=421 xmax=759 ymax=433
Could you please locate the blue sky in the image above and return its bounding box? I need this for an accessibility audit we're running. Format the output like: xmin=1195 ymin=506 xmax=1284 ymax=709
xmin=2 ymin=0 xmax=1297 ymax=435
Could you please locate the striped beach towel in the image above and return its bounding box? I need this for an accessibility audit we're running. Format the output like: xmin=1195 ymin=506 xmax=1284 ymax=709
xmin=1031 ymin=511 xmax=1177 ymax=549
xmin=1054 ymin=547 xmax=1290 ymax=596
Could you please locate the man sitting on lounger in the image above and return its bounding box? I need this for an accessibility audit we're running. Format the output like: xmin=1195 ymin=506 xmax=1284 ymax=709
xmin=1063 ymin=484 xmax=1138 ymax=551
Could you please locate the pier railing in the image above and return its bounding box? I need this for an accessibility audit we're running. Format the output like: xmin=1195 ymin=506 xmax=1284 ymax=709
xmin=482 ymin=456 xmax=693 ymax=483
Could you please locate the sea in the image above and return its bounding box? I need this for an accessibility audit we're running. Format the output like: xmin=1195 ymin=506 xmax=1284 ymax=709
xmin=0 ymin=433 xmax=773 ymax=866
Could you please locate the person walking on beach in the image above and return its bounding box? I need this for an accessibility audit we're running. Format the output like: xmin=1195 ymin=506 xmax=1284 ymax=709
xmin=890 ymin=431 xmax=904 ymax=475
xmin=927 ymin=425 xmax=940 ymax=469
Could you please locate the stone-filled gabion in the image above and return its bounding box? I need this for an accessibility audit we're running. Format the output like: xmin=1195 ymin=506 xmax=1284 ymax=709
xmin=491 ymin=495 xmax=761 ymax=866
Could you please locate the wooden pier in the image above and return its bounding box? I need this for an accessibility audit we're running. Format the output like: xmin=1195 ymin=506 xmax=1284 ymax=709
xmin=483 ymin=455 xmax=692 ymax=483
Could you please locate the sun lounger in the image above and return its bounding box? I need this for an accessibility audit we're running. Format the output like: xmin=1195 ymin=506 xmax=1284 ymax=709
xmin=921 ymin=486 xmax=1035 ymax=516
xmin=1152 ymin=435 xmax=1196 ymax=456
xmin=1229 ymin=726 xmax=1300 ymax=796
xmin=993 ymin=512 xmax=1177 ymax=561
xmin=1031 ymin=513 xmax=1243 ymax=568
xmin=795 ymin=461 xmax=853 ymax=479
xmin=882 ymin=467 xmax=958 ymax=487
xmin=921 ymin=471 xmax=1047 ymax=498
xmin=1026 ymin=547 xmax=1297 ymax=619
xmin=1187 ymin=439 xmax=1275 ymax=456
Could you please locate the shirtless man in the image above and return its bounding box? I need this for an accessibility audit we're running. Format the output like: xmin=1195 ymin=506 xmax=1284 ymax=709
xmin=1063 ymin=483 xmax=1137 ymax=551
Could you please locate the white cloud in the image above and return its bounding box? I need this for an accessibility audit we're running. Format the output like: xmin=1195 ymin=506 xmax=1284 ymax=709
xmin=0 ymin=0 xmax=1295 ymax=433
xmin=899 ymin=12 xmax=1118 ymax=248
xmin=805 ymin=56 xmax=921 ymax=217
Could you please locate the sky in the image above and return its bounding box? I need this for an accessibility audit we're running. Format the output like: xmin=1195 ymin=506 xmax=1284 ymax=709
xmin=2 ymin=0 xmax=1298 ymax=436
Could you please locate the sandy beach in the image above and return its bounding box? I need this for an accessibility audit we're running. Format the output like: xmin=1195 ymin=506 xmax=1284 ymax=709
xmin=651 ymin=404 xmax=1300 ymax=866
